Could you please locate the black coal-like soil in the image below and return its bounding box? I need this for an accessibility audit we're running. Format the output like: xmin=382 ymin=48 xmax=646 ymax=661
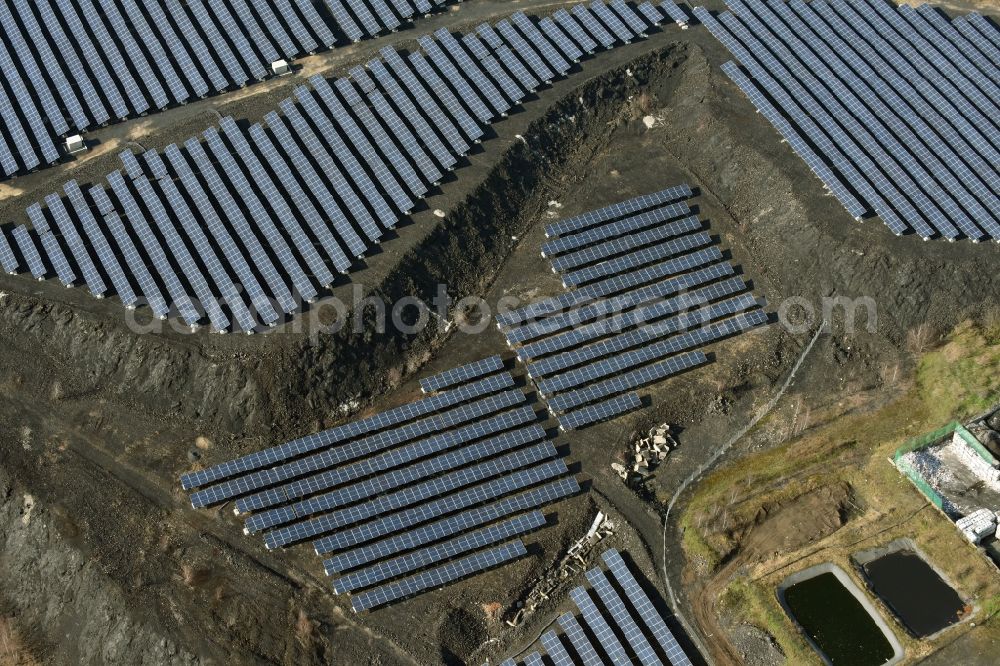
xmin=2 ymin=2 xmax=1000 ymax=665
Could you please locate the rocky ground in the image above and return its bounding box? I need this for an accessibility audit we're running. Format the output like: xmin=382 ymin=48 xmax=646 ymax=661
xmin=2 ymin=1 xmax=1000 ymax=665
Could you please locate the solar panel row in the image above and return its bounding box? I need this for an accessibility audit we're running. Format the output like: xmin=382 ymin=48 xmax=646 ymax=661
xmin=0 ymin=0 xmax=512 ymax=179
xmin=12 ymin=5 xmax=676 ymax=329
xmin=180 ymin=345 xmax=582 ymax=607
xmin=701 ymin=0 xmax=1000 ymax=241
xmin=350 ymin=540 xmax=527 ymax=611
xmin=500 ymin=190 xmax=766 ymax=428
xmin=498 ymin=549 xmax=693 ymax=665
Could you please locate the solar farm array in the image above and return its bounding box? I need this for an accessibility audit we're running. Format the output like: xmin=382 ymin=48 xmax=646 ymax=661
xmin=696 ymin=0 xmax=1000 ymax=242
xmin=495 ymin=549 xmax=693 ymax=666
xmin=0 ymin=0 xmax=474 ymax=178
xmin=496 ymin=186 xmax=767 ymax=431
xmin=181 ymin=360 xmax=581 ymax=612
xmin=0 ymin=2 xmax=691 ymax=334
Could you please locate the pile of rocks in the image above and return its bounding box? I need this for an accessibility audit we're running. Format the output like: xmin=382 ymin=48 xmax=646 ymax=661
xmin=612 ymin=424 xmax=677 ymax=483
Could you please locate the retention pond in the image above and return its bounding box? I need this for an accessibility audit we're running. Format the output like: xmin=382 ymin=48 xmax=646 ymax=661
xmin=861 ymin=549 xmax=966 ymax=637
xmin=779 ymin=564 xmax=903 ymax=665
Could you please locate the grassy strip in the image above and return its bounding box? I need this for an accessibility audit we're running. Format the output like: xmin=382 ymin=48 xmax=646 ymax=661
xmin=680 ymin=320 xmax=1000 ymax=662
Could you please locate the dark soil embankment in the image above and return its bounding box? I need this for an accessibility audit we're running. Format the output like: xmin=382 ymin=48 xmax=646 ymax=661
xmin=0 ymin=38 xmax=692 ymax=666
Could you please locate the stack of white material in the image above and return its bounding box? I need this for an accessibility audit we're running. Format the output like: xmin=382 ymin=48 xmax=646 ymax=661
xmin=951 ymin=432 xmax=1000 ymax=486
xmin=956 ymin=508 xmax=996 ymax=544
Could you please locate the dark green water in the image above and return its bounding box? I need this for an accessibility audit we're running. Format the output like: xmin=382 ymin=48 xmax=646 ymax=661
xmin=783 ymin=572 xmax=895 ymax=665
xmin=864 ymin=550 xmax=965 ymax=637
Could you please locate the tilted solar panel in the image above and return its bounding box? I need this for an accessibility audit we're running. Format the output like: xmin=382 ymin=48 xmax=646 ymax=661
xmin=26 ymin=203 xmax=75 ymax=287
xmin=87 ymin=184 xmax=168 ymax=317
xmin=560 ymin=230 xmax=713 ymax=287
xmin=260 ymin=111 xmax=361 ymax=267
xmin=603 ymin=549 xmax=692 ymax=665
xmin=495 ymin=19 xmax=555 ymax=83
xmin=772 ymin=0 xmax=997 ymax=237
xmin=96 ymin=0 xmax=167 ymax=110
xmin=811 ymin=0 xmax=1000 ymax=223
xmin=310 ymin=76 xmax=415 ymax=213
xmin=334 ymin=77 xmax=429 ymax=199
xmin=591 ymin=1 xmax=635 ymax=44
xmin=206 ymin=0 xmax=268 ymax=80
xmin=553 ymin=9 xmax=599 ymax=54
xmin=572 ymin=4 xmax=617 ymax=49
xmin=610 ymin=0 xmax=650 ymax=36
xmin=264 ymin=442 xmax=556 ymax=549
xmin=334 ymin=511 xmax=545 ymax=593
xmin=497 ymin=246 xmax=724 ymax=327
xmin=161 ymin=0 xmax=229 ymax=92
xmin=660 ymin=0 xmax=689 ymax=26
xmin=0 ymin=229 xmax=18 ymax=275
xmin=296 ymin=0 xmax=337 ymax=48
xmin=350 ymin=65 xmax=444 ymax=184
xmin=538 ymin=309 xmax=767 ymax=396
xmin=55 ymin=0 xmax=131 ymax=119
xmin=728 ymin=1 xmax=961 ymax=240
xmin=407 ymin=51 xmax=486 ymax=144
xmin=313 ymin=460 xmax=568 ymax=554
xmin=720 ymin=61 xmax=867 ymax=220
xmin=546 ymin=185 xmax=693 ymax=237
xmin=205 ymin=123 xmax=322 ymax=300
xmin=324 ymin=0 xmax=365 ymax=42
xmin=192 ymin=387 xmax=526 ymax=509
xmin=511 ymin=12 xmax=572 ymax=74
xmin=569 ymin=586 xmax=632 ymax=663
xmin=245 ymin=420 xmax=544 ymax=533
xmin=461 ymin=33 xmax=525 ymax=108
xmin=247 ymin=0 xmax=296 ymax=58
xmin=537 ymin=17 xmax=584 ymax=63
xmin=558 ymin=392 xmax=642 ymax=430
xmin=548 ymin=214 xmax=702 ymax=272
xmin=324 ymin=476 xmax=579 ymax=574
xmin=275 ymin=102 xmax=375 ymax=254
xmin=164 ymin=144 xmax=277 ymax=327
xmin=11 ymin=226 xmax=45 ymax=280
xmin=505 ymin=262 xmax=733 ymax=345
xmin=637 ymin=2 xmax=665 ymax=27
xmin=421 ymin=355 xmax=505 ymax=393
xmin=518 ymin=280 xmax=752 ymax=363
xmin=63 ymin=181 xmax=138 ymax=309
xmin=379 ymin=47 xmax=472 ymax=154
xmin=135 ymin=171 xmax=235 ymax=331
xmin=346 ymin=0 xmax=385 ymax=37
xmin=540 ymin=631 xmax=576 ymax=666
xmin=586 ymin=567 xmax=663 ymax=666
xmin=43 ymin=194 xmax=107 ymax=297
xmin=558 ymin=613 xmax=605 ymax=666
xmin=13 ymin=0 xmax=101 ymax=127
xmin=350 ymin=540 xmax=527 ymax=611
xmin=417 ymin=35 xmax=494 ymax=123
xmin=187 ymin=0 xmax=250 ymax=86
xmin=181 ymin=373 xmax=513 ymax=490
xmin=541 ymin=201 xmax=691 ymax=257
xmin=185 ymin=138 xmax=297 ymax=314
xmin=121 ymin=0 xmax=191 ymax=103
xmin=0 ymin=3 xmax=71 ymax=134
xmin=476 ymin=23 xmax=542 ymax=92
xmin=294 ymin=85 xmax=397 ymax=232
xmin=547 ymin=351 xmax=707 ymax=413
xmin=108 ymin=171 xmax=203 ymax=326
xmin=433 ymin=29 xmax=512 ymax=118
xmin=698 ymin=8 xmax=888 ymax=229
xmin=0 ymin=38 xmax=58 ymax=165
xmin=270 ymin=0 xmax=320 ymax=53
